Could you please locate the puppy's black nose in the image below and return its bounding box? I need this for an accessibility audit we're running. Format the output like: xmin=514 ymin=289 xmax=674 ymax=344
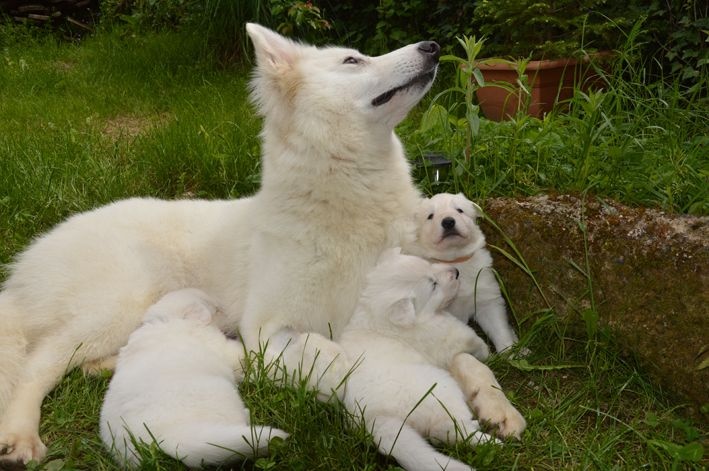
xmin=418 ymin=41 xmax=441 ymax=60
xmin=441 ymin=217 xmax=455 ymax=230
xmin=454 ymin=268 xmax=460 ymax=279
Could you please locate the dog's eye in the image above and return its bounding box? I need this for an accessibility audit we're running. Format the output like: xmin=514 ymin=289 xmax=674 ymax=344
xmin=429 ymin=278 xmax=438 ymax=290
xmin=456 ymin=208 xmax=464 ymax=214
xmin=343 ymin=56 xmax=360 ymax=65
xmin=427 ymin=213 xmax=434 ymax=220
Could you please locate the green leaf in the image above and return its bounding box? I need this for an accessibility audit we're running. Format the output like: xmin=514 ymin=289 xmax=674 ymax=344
xmin=507 ymin=358 xmax=584 ymax=371
xmin=44 ymin=460 xmax=65 ymax=471
xmin=678 ymin=442 xmax=704 ymax=461
xmin=582 ymin=308 xmax=599 ymax=338
xmin=467 ymin=108 xmax=480 ymax=137
xmin=440 ymin=54 xmax=466 ymax=65
xmin=643 ymin=412 xmax=660 ymax=427
xmin=419 ymin=104 xmax=448 ymax=133
xmin=472 ymin=67 xmax=486 ymax=87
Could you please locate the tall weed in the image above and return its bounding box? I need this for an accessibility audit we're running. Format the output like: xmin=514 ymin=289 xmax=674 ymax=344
xmin=411 ymin=27 xmax=708 ymax=215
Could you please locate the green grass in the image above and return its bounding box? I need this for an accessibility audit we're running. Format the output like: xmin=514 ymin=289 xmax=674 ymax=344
xmin=1 ymin=26 xmax=706 ymax=470
xmin=0 ymin=27 xmax=261 ymax=263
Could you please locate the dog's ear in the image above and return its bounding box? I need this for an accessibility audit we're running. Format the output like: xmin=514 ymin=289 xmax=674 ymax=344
xmin=388 ymin=297 xmax=416 ymax=327
xmin=246 ymin=23 xmax=299 ymax=74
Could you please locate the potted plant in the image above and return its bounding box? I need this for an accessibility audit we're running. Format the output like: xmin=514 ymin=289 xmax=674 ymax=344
xmin=471 ymin=0 xmax=626 ymax=120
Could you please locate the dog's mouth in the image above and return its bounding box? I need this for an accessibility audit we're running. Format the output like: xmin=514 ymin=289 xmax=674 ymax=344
xmin=440 ymin=228 xmax=462 ymax=240
xmin=371 ymin=69 xmax=437 ymax=107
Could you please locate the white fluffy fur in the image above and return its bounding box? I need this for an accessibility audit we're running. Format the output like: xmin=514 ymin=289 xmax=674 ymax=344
xmin=0 ymin=24 xmax=436 ymax=463
xmin=406 ymin=193 xmax=519 ymax=354
xmin=100 ymin=289 xmax=287 ymax=468
xmin=340 ymin=250 xmax=498 ymax=471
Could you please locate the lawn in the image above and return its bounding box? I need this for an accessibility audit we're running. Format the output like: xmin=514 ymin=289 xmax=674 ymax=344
xmin=0 ymin=27 xmax=706 ymax=470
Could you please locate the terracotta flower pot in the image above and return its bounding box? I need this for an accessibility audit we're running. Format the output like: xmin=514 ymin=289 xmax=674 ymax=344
xmin=475 ymin=57 xmax=603 ymax=121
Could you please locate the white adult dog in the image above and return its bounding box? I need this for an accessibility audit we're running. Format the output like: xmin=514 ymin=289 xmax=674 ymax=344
xmin=340 ymin=249 xmax=525 ymax=471
xmin=100 ymin=289 xmax=287 ymax=468
xmin=0 ymin=24 xmax=437 ymax=463
xmin=406 ymin=193 xmax=520 ymax=355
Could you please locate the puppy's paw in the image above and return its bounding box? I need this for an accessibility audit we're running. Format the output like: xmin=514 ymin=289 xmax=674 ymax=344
xmin=295 ymin=333 xmax=350 ymax=400
xmin=468 ymin=430 xmax=502 ymax=446
xmin=472 ymin=392 xmax=526 ymax=440
xmin=496 ymin=405 xmax=526 ymax=439
xmin=0 ymin=431 xmax=48 ymax=464
xmin=250 ymin=426 xmax=289 ymax=457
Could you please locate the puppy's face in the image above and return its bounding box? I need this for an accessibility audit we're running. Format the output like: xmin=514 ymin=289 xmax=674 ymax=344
xmin=362 ymin=249 xmax=460 ymax=327
xmin=415 ymin=193 xmax=485 ymax=261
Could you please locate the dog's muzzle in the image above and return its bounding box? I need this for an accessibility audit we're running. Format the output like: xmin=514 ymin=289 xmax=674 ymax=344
xmin=440 ymin=217 xmax=461 ymax=239
xmin=371 ymin=41 xmax=440 ymax=107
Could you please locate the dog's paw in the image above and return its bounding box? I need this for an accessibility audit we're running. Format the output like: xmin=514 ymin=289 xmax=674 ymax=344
xmin=471 ymin=342 xmax=490 ymax=361
xmin=471 ymin=392 xmax=526 ymax=440
xmin=0 ymin=431 xmax=48 ymax=464
xmin=81 ymin=355 xmax=117 ymax=375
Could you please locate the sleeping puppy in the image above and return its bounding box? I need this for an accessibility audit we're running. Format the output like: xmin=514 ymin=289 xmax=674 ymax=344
xmin=100 ymin=289 xmax=288 ymax=468
xmin=406 ymin=193 xmax=520 ymax=355
xmin=339 ymin=249 xmax=524 ymax=471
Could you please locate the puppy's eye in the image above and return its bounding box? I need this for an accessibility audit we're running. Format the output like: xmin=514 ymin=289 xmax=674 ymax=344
xmin=429 ymin=278 xmax=438 ymax=290
xmin=343 ymin=56 xmax=360 ymax=65
xmin=427 ymin=213 xmax=434 ymax=220
xmin=456 ymin=208 xmax=464 ymax=214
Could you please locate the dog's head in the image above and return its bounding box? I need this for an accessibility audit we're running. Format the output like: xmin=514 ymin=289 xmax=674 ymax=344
xmin=358 ymin=248 xmax=460 ymax=328
xmin=143 ymin=288 xmax=218 ymax=325
xmin=246 ymin=23 xmax=439 ymax=133
xmin=414 ymin=193 xmax=486 ymax=262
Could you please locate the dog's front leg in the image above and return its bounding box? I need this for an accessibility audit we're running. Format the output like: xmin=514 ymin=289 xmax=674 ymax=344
xmin=0 ymin=333 xmax=84 ymax=464
xmin=449 ymin=352 xmax=526 ymax=439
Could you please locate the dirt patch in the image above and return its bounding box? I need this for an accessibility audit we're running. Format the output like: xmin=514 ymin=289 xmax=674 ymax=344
xmin=482 ymin=195 xmax=708 ymax=414
xmin=53 ymin=60 xmax=75 ymax=72
xmin=102 ymin=113 xmax=170 ymax=141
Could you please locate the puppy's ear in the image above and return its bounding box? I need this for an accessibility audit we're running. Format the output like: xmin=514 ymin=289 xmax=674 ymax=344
xmin=246 ymin=23 xmax=300 ymax=75
xmin=388 ymin=297 xmax=416 ymax=327
xmin=416 ymin=197 xmax=433 ymax=222
xmin=378 ymin=247 xmax=402 ymax=264
xmin=182 ymin=300 xmax=216 ymax=325
xmin=455 ymin=193 xmax=480 ymax=218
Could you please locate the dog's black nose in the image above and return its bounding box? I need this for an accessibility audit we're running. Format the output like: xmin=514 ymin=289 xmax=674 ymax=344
xmin=441 ymin=217 xmax=455 ymax=230
xmin=454 ymin=268 xmax=460 ymax=279
xmin=418 ymin=41 xmax=441 ymax=60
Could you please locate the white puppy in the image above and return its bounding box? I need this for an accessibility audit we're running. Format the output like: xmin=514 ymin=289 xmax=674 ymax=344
xmin=407 ymin=193 xmax=519 ymax=355
xmin=100 ymin=289 xmax=288 ymax=468
xmin=340 ymin=250 xmax=510 ymax=471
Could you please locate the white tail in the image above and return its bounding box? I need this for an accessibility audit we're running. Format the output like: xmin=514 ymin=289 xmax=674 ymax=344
xmin=370 ymin=416 xmax=473 ymax=471
xmin=160 ymin=423 xmax=288 ymax=468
